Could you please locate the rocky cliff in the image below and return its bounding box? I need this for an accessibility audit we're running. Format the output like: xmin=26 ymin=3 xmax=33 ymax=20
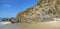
xmin=16 ymin=0 xmax=60 ymax=23
xmin=2 ymin=0 xmax=60 ymax=23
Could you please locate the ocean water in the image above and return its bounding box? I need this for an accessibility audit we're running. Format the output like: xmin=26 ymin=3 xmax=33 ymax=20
xmin=0 ymin=22 xmax=21 ymax=29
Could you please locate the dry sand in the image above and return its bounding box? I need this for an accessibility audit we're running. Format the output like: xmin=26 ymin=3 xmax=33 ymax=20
xmin=12 ymin=21 xmax=60 ymax=29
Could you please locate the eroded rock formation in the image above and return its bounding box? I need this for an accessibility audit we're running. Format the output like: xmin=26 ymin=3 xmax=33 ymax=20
xmin=16 ymin=0 xmax=60 ymax=23
xmin=2 ymin=0 xmax=60 ymax=23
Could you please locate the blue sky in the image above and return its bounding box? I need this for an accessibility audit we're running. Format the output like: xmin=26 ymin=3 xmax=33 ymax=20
xmin=0 ymin=0 xmax=39 ymax=18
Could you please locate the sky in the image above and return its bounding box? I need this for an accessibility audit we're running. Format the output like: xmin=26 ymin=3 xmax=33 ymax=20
xmin=0 ymin=0 xmax=39 ymax=18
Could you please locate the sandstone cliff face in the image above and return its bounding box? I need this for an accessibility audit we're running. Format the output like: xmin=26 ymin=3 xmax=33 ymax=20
xmin=56 ymin=0 xmax=60 ymax=16
xmin=16 ymin=0 xmax=60 ymax=22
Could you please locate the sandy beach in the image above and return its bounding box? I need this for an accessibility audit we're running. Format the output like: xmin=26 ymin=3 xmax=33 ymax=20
xmin=0 ymin=21 xmax=60 ymax=29
xmin=11 ymin=21 xmax=60 ymax=29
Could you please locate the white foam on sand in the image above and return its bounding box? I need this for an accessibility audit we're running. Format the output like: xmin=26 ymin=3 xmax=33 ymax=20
xmin=0 ymin=22 xmax=11 ymax=25
xmin=0 ymin=22 xmax=21 ymax=29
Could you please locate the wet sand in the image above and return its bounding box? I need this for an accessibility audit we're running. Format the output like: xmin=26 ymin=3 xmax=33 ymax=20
xmin=12 ymin=21 xmax=60 ymax=29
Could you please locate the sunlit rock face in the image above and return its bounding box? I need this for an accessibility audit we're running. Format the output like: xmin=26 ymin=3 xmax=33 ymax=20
xmin=16 ymin=0 xmax=60 ymax=23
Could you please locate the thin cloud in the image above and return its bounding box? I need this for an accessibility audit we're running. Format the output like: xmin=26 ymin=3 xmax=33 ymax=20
xmin=3 ymin=4 xmax=11 ymax=8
